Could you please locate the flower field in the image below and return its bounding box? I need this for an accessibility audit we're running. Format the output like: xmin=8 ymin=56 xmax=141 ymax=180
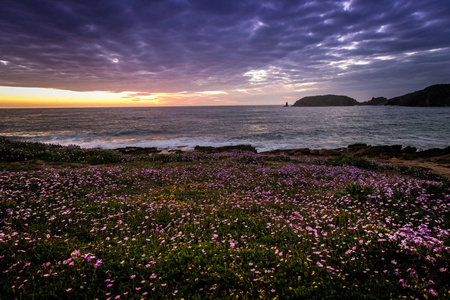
xmin=1 ymin=139 xmax=449 ymax=299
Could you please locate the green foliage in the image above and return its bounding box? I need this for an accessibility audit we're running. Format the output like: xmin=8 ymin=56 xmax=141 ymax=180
xmin=0 ymin=138 xmax=124 ymax=164
xmin=326 ymin=155 xmax=378 ymax=171
xmin=342 ymin=183 xmax=375 ymax=203
xmin=1 ymin=140 xmax=449 ymax=299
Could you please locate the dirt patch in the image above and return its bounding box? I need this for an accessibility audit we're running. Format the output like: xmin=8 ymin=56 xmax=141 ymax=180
xmin=374 ymin=156 xmax=450 ymax=179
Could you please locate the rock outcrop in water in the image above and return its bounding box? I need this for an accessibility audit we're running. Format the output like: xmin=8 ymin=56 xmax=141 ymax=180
xmin=387 ymin=84 xmax=450 ymax=106
xmin=292 ymin=95 xmax=358 ymax=107
xmin=360 ymin=97 xmax=388 ymax=105
xmin=288 ymin=84 xmax=450 ymax=107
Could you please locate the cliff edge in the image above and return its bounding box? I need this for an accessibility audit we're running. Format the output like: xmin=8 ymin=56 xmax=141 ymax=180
xmin=387 ymin=84 xmax=450 ymax=106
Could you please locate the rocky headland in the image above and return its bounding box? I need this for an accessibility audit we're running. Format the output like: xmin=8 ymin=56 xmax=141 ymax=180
xmin=290 ymin=84 xmax=450 ymax=107
xmin=387 ymin=84 xmax=450 ymax=106
xmin=292 ymin=95 xmax=358 ymax=106
xmin=360 ymin=97 xmax=388 ymax=106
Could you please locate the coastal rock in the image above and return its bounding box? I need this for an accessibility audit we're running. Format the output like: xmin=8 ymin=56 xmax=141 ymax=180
xmin=348 ymin=143 xmax=368 ymax=150
xmin=360 ymin=97 xmax=388 ymax=105
xmin=415 ymin=147 xmax=450 ymax=158
xmin=194 ymin=145 xmax=257 ymax=153
xmin=401 ymin=146 xmax=417 ymax=153
xmin=261 ymin=149 xmax=290 ymax=155
xmin=292 ymin=95 xmax=358 ymax=107
xmin=287 ymin=149 xmax=298 ymax=155
xmin=343 ymin=144 xmax=450 ymax=160
xmin=262 ymin=148 xmax=311 ymax=156
xmin=115 ymin=146 xmax=161 ymax=155
xmin=354 ymin=145 xmax=403 ymax=158
xmin=318 ymin=149 xmax=341 ymax=156
xmin=259 ymin=145 xmax=450 ymax=177
xmin=293 ymin=148 xmax=312 ymax=156
xmin=387 ymin=84 xmax=450 ymax=106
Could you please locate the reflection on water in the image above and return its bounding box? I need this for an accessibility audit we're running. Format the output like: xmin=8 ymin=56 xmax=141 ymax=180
xmin=0 ymin=106 xmax=449 ymax=151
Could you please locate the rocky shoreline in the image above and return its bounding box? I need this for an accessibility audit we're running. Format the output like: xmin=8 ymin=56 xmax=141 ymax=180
xmin=115 ymin=143 xmax=450 ymax=159
xmin=263 ymin=144 xmax=450 ymax=178
xmin=262 ymin=143 xmax=450 ymax=160
xmin=115 ymin=143 xmax=450 ymax=178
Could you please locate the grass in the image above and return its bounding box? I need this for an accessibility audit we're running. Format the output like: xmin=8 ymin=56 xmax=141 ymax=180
xmin=325 ymin=155 xmax=379 ymax=171
xmin=0 ymin=139 xmax=449 ymax=299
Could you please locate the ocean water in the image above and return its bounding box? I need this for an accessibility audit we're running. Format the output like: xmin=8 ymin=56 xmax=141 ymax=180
xmin=1 ymin=106 xmax=449 ymax=152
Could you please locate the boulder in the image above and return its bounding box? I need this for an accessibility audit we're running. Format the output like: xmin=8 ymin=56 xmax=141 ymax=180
xmin=290 ymin=148 xmax=311 ymax=156
xmin=401 ymin=146 xmax=417 ymax=153
xmin=318 ymin=149 xmax=340 ymax=156
xmin=355 ymin=145 xmax=402 ymax=158
xmin=348 ymin=143 xmax=368 ymax=151
xmin=415 ymin=147 xmax=450 ymax=158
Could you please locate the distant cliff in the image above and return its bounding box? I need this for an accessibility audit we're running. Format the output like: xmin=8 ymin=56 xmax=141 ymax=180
xmin=292 ymin=95 xmax=358 ymax=107
xmin=387 ymin=84 xmax=450 ymax=106
xmin=289 ymin=84 xmax=450 ymax=107
xmin=360 ymin=97 xmax=388 ymax=106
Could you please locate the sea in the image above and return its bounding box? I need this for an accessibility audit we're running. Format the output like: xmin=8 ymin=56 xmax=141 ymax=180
xmin=1 ymin=106 xmax=449 ymax=152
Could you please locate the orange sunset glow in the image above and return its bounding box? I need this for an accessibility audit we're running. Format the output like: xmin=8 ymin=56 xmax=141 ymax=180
xmin=1 ymin=2 xmax=450 ymax=298
xmin=1 ymin=1 xmax=449 ymax=108
xmin=0 ymin=86 xmax=247 ymax=108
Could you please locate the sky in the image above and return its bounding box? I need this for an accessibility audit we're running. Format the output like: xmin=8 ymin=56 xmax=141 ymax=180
xmin=1 ymin=0 xmax=450 ymax=107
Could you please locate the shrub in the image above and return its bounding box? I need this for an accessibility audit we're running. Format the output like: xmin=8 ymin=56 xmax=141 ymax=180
xmin=326 ymin=155 xmax=378 ymax=171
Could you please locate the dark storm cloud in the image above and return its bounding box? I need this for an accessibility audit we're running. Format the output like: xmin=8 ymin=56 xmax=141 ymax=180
xmin=1 ymin=0 xmax=449 ymax=98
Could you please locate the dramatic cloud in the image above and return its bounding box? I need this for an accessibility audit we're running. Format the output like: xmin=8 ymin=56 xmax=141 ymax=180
xmin=1 ymin=0 xmax=449 ymax=104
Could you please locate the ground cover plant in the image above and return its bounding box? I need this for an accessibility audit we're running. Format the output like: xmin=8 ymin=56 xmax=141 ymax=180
xmin=1 ymin=139 xmax=449 ymax=299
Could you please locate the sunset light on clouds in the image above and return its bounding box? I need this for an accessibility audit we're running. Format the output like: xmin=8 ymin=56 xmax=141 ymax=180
xmin=1 ymin=0 xmax=449 ymax=107
xmin=1 ymin=4 xmax=450 ymax=298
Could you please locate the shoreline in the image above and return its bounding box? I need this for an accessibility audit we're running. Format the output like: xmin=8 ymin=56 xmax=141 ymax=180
xmin=1 ymin=137 xmax=449 ymax=178
xmin=115 ymin=143 xmax=450 ymax=178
